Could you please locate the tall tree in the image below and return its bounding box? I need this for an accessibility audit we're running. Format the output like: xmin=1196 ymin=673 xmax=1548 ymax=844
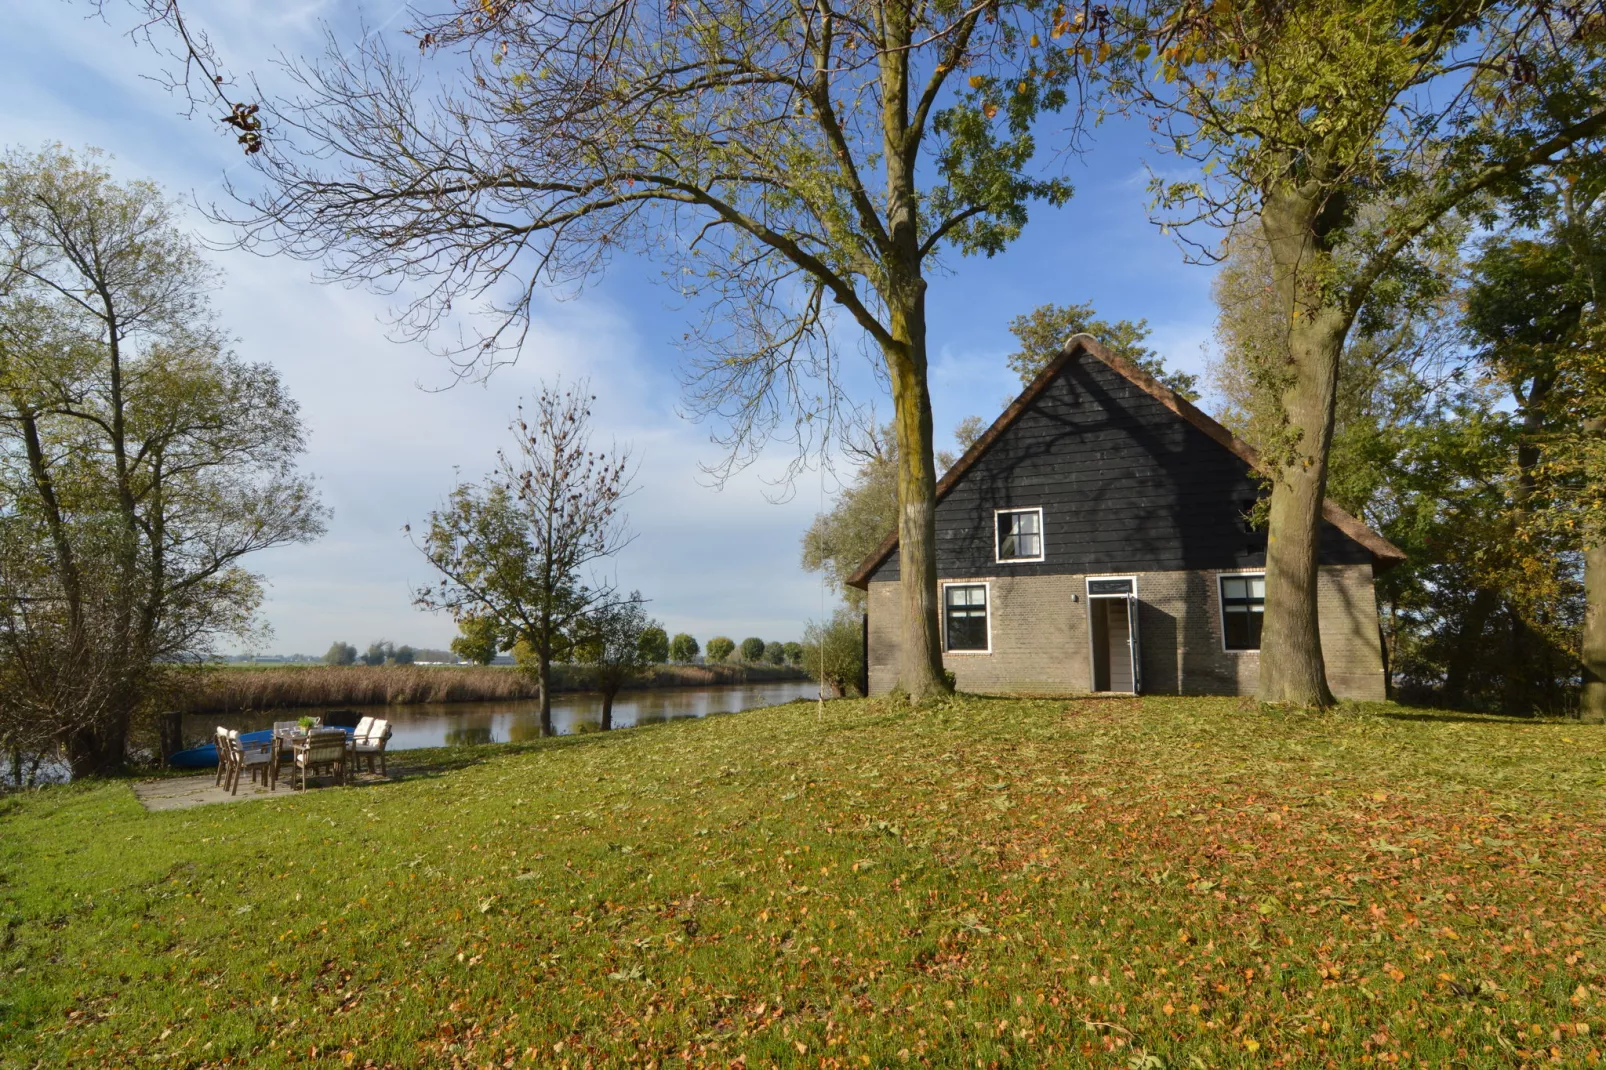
xmin=224 ymin=0 xmax=1099 ymax=700
xmin=1006 ymin=301 xmax=1200 ymax=398
xmin=802 ymin=412 xmax=973 ymax=609
xmin=1109 ymin=0 xmax=1606 ymax=704
xmin=1463 ymin=167 xmax=1606 ymax=718
xmin=413 ymin=383 xmax=634 ymax=734
xmin=0 ymin=146 xmax=325 ymax=775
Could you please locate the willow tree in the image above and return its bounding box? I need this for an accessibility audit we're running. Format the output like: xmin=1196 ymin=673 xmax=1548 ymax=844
xmin=0 ymin=147 xmax=325 ymax=775
xmin=1108 ymin=0 xmax=1606 ymax=705
xmin=226 ymin=0 xmax=1090 ymax=699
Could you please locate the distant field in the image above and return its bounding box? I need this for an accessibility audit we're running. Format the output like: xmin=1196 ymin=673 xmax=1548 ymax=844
xmin=4 ymin=694 xmax=1605 ymax=1066
xmin=180 ymin=662 xmax=810 ymax=713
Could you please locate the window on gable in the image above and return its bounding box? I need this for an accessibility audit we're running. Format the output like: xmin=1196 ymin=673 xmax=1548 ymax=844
xmin=1220 ymin=573 xmax=1266 ymax=651
xmin=995 ymin=508 xmax=1044 ymax=562
xmin=943 ymin=584 xmax=989 ymax=652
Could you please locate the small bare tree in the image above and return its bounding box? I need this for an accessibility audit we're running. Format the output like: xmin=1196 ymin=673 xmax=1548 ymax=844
xmin=413 ymin=382 xmax=634 ymax=734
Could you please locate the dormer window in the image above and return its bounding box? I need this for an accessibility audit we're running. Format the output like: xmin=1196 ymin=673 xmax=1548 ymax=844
xmin=995 ymin=508 xmax=1044 ymax=563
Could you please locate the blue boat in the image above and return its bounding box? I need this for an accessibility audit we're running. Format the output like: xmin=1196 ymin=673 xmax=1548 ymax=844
xmin=168 ymin=726 xmax=355 ymax=769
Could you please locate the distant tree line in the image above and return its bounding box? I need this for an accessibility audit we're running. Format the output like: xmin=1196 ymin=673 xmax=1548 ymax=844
xmin=321 ymin=641 xmax=416 ymax=667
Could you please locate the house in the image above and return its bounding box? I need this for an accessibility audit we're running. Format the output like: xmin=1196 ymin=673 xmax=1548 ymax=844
xmin=846 ymin=335 xmax=1404 ymax=700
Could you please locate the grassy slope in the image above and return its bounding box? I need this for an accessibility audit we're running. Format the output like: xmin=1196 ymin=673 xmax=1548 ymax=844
xmin=4 ymin=695 xmax=1606 ymax=1068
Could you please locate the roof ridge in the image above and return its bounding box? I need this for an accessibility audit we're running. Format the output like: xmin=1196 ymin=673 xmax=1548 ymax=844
xmin=844 ymin=335 xmax=1404 ymax=590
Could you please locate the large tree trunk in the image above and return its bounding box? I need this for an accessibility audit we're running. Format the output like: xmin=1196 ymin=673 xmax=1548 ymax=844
xmin=1584 ymin=544 xmax=1606 ymax=724
xmin=600 ymin=689 xmax=616 ymax=731
xmin=64 ymin=718 xmax=130 ymax=779
xmin=886 ymin=302 xmax=947 ymax=701
xmin=1257 ymin=185 xmax=1350 ymax=707
xmin=878 ymin=14 xmax=948 ymax=703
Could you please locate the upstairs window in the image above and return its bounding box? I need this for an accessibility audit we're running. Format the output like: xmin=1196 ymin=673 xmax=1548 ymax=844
xmin=1220 ymin=573 xmax=1266 ymax=651
xmin=943 ymin=583 xmax=990 ymax=652
xmin=995 ymin=508 xmax=1044 ymax=563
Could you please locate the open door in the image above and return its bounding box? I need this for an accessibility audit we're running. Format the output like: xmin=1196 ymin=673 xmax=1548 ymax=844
xmin=1087 ymin=577 xmax=1140 ymax=694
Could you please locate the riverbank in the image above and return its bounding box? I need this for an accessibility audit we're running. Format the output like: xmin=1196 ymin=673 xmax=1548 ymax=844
xmin=180 ymin=662 xmax=810 ymax=714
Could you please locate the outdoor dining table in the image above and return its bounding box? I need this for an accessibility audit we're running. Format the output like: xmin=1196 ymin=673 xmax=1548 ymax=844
xmin=271 ymin=726 xmax=356 ymax=754
xmin=271 ymin=726 xmax=354 ymax=788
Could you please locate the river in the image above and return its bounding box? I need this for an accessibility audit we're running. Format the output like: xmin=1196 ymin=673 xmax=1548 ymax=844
xmin=183 ymin=679 xmax=821 ymax=751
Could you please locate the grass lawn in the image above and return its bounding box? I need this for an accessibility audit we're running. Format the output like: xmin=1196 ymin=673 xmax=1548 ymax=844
xmin=4 ymin=695 xmax=1606 ymax=1068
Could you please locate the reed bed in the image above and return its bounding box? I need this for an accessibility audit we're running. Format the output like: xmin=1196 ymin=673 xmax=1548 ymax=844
xmin=180 ymin=662 xmax=808 ymax=714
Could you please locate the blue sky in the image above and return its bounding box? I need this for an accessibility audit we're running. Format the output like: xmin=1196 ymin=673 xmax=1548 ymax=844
xmin=0 ymin=0 xmax=1220 ymax=655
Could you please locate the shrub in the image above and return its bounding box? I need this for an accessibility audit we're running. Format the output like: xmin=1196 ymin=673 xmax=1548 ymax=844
xmin=669 ymin=633 xmax=699 ymax=662
xmin=636 ymin=626 xmax=670 ymax=664
xmin=802 ymin=608 xmax=865 ymax=697
xmin=739 ymin=637 xmax=765 ymax=662
xmin=764 ymin=641 xmax=785 ymax=665
xmin=706 ymin=636 xmax=735 ymax=662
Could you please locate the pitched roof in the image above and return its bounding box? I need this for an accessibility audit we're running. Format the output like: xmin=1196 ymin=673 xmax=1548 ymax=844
xmin=844 ymin=334 xmax=1406 ymax=589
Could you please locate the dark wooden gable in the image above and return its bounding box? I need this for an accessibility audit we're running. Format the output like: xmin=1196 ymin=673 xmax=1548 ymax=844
xmin=859 ymin=343 xmax=1384 ymax=585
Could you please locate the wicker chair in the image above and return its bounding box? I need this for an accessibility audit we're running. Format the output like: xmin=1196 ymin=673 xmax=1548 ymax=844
xmin=351 ymin=718 xmax=392 ymax=777
xmin=292 ymin=727 xmax=348 ymax=790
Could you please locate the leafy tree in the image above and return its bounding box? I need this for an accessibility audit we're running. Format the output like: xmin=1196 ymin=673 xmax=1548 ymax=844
xmin=361 ymin=641 xmax=392 ymax=668
xmin=450 ymin=615 xmax=502 ymax=666
xmin=783 ymin=641 xmax=805 ymax=667
xmin=802 ymin=414 xmax=973 ymax=610
xmin=0 ymin=146 xmax=324 ymax=776
xmin=636 ymin=626 xmax=669 ymax=666
xmin=229 ymin=0 xmax=1111 ymax=701
xmin=1109 ymin=0 xmax=1606 ymax=705
xmin=574 ymin=594 xmax=657 ymax=730
xmin=739 ymin=637 xmax=766 ymax=663
xmin=1458 ymin=175 xmax=1606 ymax=717
xmin=390 ymin=644 xmax=416 ymax=666
xmin=1006 ymin=302 xmax=1200 ymax=399
xmin=668 ymin=633 xmax=700 ymax=664
xmin=764 ymin=641 xmax=786 ymax=666
xmin=802 ymin=607 xmax=866 ymax=697
xmin=323 ymin=641 xmax=357 ymax=666
xmin=706 ymin=637 xmax=736 ymax=664
xmin=414 ymin=382 xmax=634 ymax=735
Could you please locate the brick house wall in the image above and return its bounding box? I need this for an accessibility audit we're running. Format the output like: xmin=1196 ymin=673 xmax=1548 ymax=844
xmin=866 ymin=563 xmax=1385 ymax=701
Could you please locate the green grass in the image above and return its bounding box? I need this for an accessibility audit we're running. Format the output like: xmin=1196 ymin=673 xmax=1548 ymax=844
xmin=5 ymin=695 xmax=1606 ymax=1067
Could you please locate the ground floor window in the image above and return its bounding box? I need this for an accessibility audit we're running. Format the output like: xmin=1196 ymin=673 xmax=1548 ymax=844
xmin=1220 ymin=573 xmax=1265 ymax=651
xmin=943 ymin=583 xmax=989 ymax=652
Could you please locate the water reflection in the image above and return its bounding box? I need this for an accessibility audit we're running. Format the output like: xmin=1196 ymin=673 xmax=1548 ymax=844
xmin=184 ymin=679 xmax=818 ymax=751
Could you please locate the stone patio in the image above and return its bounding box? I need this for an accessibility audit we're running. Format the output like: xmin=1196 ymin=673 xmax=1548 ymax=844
xmin=133 ymin=768 xmax=396 ymax=811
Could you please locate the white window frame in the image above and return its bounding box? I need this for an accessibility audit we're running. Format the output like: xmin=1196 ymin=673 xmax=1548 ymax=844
xmin=940 ymin=580 xmax=992 ymax=655
xmin=1217 ymin=570 xmax=1266 ymax=654
xmin=993 ymin=507 xmax=1046 ymax=564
